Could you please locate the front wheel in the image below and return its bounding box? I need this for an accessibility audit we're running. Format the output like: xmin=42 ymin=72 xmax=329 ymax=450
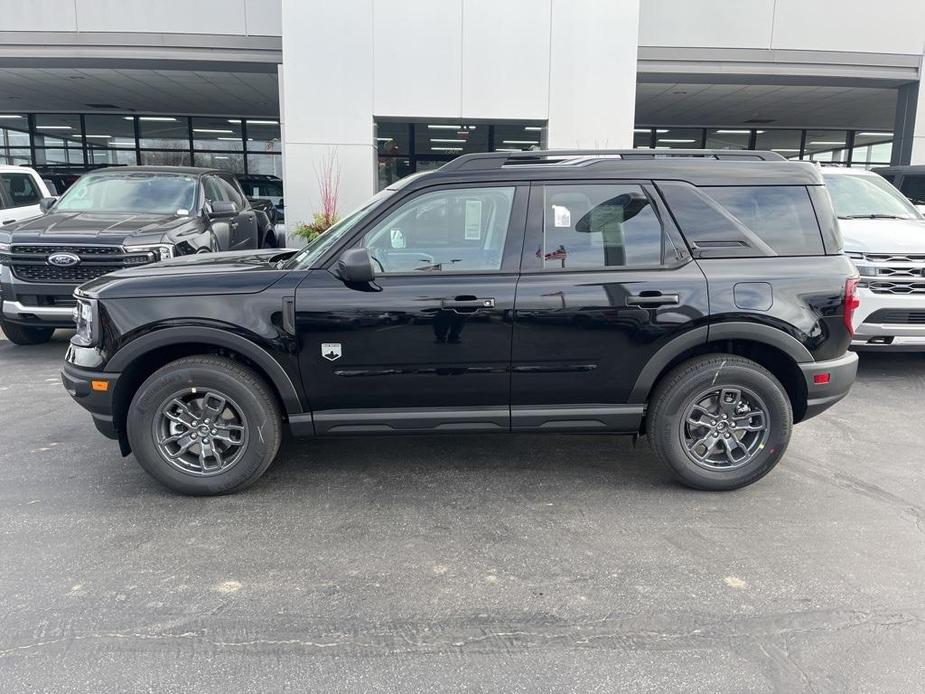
xmin=0 ymin=319 xmax=54 ymax=345
xmin=647 ymin=354 xmax=793 ymax=491
xmin=127 ymin=355 xmax=282 ymax=495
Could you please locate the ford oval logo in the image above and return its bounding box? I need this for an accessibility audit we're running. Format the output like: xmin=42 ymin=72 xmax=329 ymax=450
xmin=47 ymin=252 xmax=81 ymax=268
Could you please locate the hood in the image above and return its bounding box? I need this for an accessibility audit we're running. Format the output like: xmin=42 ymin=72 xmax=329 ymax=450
xmin=839 ymin=217 xmax=925 ymax=254
xmin=77 ymin=248 xmax=299 ymax=299
xmin=2 ymin=211 xmax=194 ymax=244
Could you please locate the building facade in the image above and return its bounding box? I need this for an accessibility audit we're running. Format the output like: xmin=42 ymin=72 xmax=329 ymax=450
xmin=2 ymin=0 xmax=925 ymax=232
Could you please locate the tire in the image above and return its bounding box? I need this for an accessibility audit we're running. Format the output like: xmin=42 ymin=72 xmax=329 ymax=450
xmin=647 ymin=354 xmax=793 ymax=491
xmin=0 ymin=320 xmax=54 ymax=345
xmin=127 ymin=355 xmax=282 ymax=495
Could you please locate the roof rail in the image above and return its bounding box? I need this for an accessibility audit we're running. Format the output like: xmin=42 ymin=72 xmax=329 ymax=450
xmin=440 ymin=148 xmax=786 ymax=173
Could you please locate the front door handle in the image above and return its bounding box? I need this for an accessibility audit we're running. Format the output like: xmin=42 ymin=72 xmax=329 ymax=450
xmin=626 ymin=291 xmax=680 ymax=307
xmin=441 ymin=296 xmax=496 ymax=312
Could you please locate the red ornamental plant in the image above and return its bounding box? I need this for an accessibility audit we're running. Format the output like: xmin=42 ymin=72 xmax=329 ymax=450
xmin=295 ymin=148 xmax=341 ymax=242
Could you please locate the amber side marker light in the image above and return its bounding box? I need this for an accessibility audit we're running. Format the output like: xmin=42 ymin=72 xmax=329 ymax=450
xmin=91 ymin=380 xmax=109 ymax=392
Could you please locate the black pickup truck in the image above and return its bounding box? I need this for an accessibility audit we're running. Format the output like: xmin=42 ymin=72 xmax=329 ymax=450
xmin=0 ymin=166 xmax=273 ymax=344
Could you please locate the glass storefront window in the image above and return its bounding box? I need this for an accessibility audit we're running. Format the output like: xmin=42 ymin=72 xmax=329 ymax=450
xmin=754 ymin=129 xmax=803 ymax=159
xmin=137 ymin=116 xmax=188 ymax=149
xmin=140 ymin=150 xmax=191 ymax=167
xmin=493 ymin=122 xmax=545 ymax=151
xmin=0 ymin=115 xmax=30 ymax=165
xmin=246 ymin=153 xmax=283 ymax=177
xmin=851 ymin=131 xmax=893 ymax=168
xmin=804 ymin=130 xmax=849 ymax=163
xmin=192 ymin=117 xmax=242 ymax=151
xmin=655 ymin=128 xmax=703 ymax=149
xmin=243 ymin=119 xmax=281 ymax=153
xmin=376 ymin=122 xmax=409 ymax=156
xmin=377 ymin=156 xmax=413 ymax=190
xmin=415 ymin=122 xmax=488 ymax=156
xmin=633 ymin=129 xmax=653 ymax=149
xmin=705 ymin=128 xmax=750 ymax=150
xmin=194 ymin=152 xmax=245 ymax=172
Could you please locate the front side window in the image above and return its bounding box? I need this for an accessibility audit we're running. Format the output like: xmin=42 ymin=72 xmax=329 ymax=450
xmin=0 ymin=173 xmax=42 ymax=208
xmin=540 ymin=184 xmax=665 ymax=269
xmin=55 ymin=173 xmax=198 ymax=215
xmin=362 ymin=187 xmax=515 ymax=273
xmin=898 ymin=175 xmax=925 ymax=206
xmin=824 ymin=174 xmax=920 ymax=220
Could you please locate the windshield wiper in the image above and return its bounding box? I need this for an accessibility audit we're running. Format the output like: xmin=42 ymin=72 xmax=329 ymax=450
xmin=840 ymin=214 xmax=908 ymax=220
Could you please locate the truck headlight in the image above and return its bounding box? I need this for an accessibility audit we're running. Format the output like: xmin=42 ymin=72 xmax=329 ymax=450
xmin=72 ymin=297 xmax=99 ymax=347
xmin=0 ymin=242 xmax=10 ymax=265
xmin=124 ymin=243 xmax=175 ymax=262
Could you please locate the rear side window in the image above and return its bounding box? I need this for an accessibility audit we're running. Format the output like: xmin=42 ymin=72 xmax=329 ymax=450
xmin=540 ymin=184 xmax=670 ymax=269
xmin=0 ymin=173 xmax=42 ymax=209
xmin=899 ymin=175 xmax=925 ymax=205
xmin=659 ymin=182 xmax=824 ymax=257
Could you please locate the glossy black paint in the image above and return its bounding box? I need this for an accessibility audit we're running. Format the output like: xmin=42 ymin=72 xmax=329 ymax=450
xmin=63 ymin=154 xmax=857 ymax=447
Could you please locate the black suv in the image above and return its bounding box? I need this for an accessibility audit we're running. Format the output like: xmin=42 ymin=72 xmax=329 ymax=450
xmin=0 ymin=166 xmax=274 ymax=344
xmin=62 ymin=150 xmax=859 ymax=495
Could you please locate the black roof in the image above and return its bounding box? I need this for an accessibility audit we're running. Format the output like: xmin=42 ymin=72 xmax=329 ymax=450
xmin=85 ymin=165 xmax=218 ymax=177
xmin=409 ymin=150 xmax=824 ymax=188
xmin=873 ymin=164 xmax=925 ymax=174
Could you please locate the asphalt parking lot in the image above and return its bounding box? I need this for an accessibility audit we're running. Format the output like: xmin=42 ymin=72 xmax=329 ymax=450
xmin=1 ymin=334 xmax=924 ymax=693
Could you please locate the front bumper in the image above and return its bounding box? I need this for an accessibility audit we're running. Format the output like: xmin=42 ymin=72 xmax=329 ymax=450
xmin=851 ymin=287 xmax=925 ymax=351
xmin=61 ymin=361 xmax=120 ymax=440
xmin=2 ymin=299 xmax=74 ymax=327
xmin=1 ymin=265 xmax=78 ymax=328
xmin=798 ymin=351 xmax=859 ymax=421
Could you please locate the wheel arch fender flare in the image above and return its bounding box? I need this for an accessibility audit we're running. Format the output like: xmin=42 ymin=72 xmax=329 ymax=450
xmin=105 ymin=326 xmax=304 ymax=415
xmin=629 ymin=322 xmax=813 ymax=403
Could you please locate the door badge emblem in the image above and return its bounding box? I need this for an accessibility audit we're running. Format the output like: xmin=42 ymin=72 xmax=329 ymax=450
xmin=321 ymin=343 xmax=342 ymax=361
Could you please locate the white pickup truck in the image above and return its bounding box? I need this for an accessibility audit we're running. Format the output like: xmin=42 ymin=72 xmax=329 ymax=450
xmin=0 ymin=166 xmax=53 ymax=227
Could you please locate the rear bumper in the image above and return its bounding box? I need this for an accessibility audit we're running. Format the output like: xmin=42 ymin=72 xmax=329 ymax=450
xmin=798 ymin=351 xmax=858 ymax=421
xmin=61 ymin=361 xmax=120 ymax=440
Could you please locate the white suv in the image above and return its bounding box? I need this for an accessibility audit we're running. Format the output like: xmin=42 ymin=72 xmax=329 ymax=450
xmin=0 ymin=166 xmax=52 ymax=226
xmin=823 ymin=167 xmax=925 ymax=350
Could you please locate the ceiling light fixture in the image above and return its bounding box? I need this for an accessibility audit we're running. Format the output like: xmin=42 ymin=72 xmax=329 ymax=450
xmin=431 ymin=138 xmax=466 ymax=143
xmin=85 ymin=134 xmax=112 ymax=138
xmin=524 ymin=126 xmax=543 ymax=132
xmin=428 ymin=124 xmax=462 ymax=130
xmin=130 ymin=116 xmax=178 ymax=122
xmin=502 ymin=140 xmax=539 ymax=145
xmin=35 ymin=125 xmax=73 ymax=130
xmin=658 ymin=139 xmax=696 ymax=143
xmin=771 ymin=148 xmax=800 ymax=152
xmin=431 ymin=146 xmax=463 ymax=152
xmin=216 ymin=137 xmax=241 ymax=141
xmin=193 ymin=129 xmax=233 ymax=134
xmin=0 ymin=114 xmax=23 ymax=119
xmin=809 ymin=141 xmax=845 ymax=146
xmin=858 ymin=132 xmax=891 ymax=137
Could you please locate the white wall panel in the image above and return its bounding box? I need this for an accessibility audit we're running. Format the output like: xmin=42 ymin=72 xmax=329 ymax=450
xmin=73 ymin=0 xmax=246 ymax=34
xmin=374 ymin=0 xmax=462 ymax=118
xmin=547 ymin=0 xmax=638 ymax=149
xmin=245 ymin=0 xmax=283 ymax=36
xmin=0 ymin=0 xmax=77 ymax=31
xmin=772 ymin=0 xmax=925 ymax=55
xmin=639 ymin=0 xmax=774 ymax=49
xmin=460 ymin=0 xmax=550 ymax=120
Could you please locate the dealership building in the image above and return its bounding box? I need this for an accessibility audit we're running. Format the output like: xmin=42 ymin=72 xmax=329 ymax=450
xmin=2 ymin=0 xmax=925 ymax=230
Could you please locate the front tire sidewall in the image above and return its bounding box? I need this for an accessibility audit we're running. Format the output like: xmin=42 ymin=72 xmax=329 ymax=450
xmin=651 ymin=360 xmax=792 ymax=491
xmin=128 ymin=362 xmax=280 ymax=495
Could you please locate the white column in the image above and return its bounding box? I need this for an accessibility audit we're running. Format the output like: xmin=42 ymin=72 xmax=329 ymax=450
xmin=911 ymin=51 xmax=925 ymax=164
xmin=547 ymin=0 xmax=640 ymax=150
xmin=280 ymin=0 xmax=376 ymax=237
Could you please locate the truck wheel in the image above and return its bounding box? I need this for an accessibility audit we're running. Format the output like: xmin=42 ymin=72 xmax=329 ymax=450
xmin=0 ymin=320 xmax=54 ymax=345
xmin=647 ymin=354 xmax=793 ymax=491
xmin=127 ymin=355 xmax=282 ymax=495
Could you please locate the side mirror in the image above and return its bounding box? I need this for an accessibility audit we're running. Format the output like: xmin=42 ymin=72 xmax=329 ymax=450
xmin=336 ymin=248 xmax=375 ymax=284
xmin=208 ymin=200 xmax=237 ymax=218
xmin=39 ymin=197 xmax=57 ymax=213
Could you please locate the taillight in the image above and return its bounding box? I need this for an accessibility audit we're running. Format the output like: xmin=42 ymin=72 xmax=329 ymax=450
xmin=844 ymin=278 xmax=860 ymax=336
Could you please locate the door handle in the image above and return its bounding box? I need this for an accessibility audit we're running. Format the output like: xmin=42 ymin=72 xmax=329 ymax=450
xmin=2 ymin=219 xmax=14 ymax=225
xmin=626 ymin=291 xmax=680 ymax=307
xmin=441 ymin=296 xmax=496 ymax=312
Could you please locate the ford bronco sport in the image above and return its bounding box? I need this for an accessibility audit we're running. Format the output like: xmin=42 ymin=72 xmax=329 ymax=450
xmin=62 ymin=149 xmax=859 ymax=495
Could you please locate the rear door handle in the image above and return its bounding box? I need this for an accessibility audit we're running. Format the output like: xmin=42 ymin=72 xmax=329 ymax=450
xmin=441 ymin=296 xmax=496 ymax=312
xmin=626 ymin=291 xmax=680 ymax=307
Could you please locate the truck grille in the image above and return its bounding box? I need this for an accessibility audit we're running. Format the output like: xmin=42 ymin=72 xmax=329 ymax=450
xmin=864 ymin=309 xmax=925 ymax=324
xmin=7 ymin=244 xmax=154 ymax=284
xmin=857 ymin=253 xmax=925 ymax=294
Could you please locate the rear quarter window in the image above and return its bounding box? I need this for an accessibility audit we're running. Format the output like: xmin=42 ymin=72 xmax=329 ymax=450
xmin=658 ymin=182 xmax=825 ymax=257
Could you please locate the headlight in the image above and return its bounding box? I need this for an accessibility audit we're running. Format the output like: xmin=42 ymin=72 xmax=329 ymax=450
xmin=0 ymin=242 xmax=10 ymax=265
xmin=845 ymin=252 xmax=874 ymax=278
xmin=124 ymin=243 xmax=175 ymax=262
xmin=72 ymin=297 xmax=98 ymax=347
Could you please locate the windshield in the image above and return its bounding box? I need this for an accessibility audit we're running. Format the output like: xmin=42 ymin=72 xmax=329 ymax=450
xmin=824 ymin=173 xmax=922 ymax=220
xmin=55 ymin=173 xmax=199 ymax=215
xmin=285 ymin=188 xmax=396 ymax=270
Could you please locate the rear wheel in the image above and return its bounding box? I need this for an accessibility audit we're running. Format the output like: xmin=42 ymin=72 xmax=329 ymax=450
xmin=0 ymin=320 xmax=54 ymax=345
xmin=648 ymin=354 xmax=793 ymax=491
xmin=127 ymin=355 xmax=282 ymax=495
